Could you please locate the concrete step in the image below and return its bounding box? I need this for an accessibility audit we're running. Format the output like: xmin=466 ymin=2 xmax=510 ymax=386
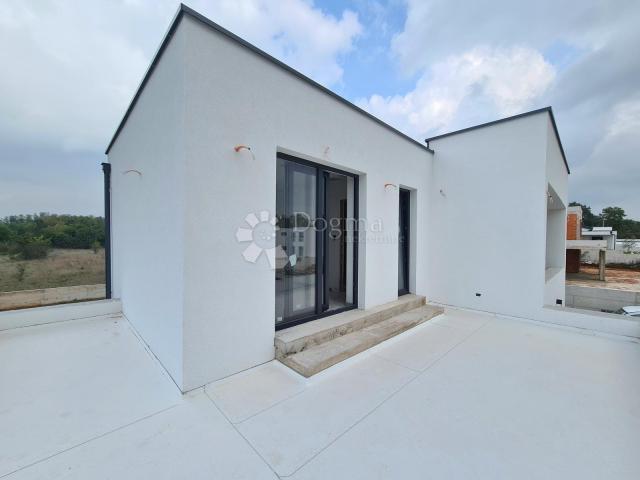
xmin=279 ymin=304 xmax=444 ymax=377
xmin=275 ymin=294 xmax=426 ymax=358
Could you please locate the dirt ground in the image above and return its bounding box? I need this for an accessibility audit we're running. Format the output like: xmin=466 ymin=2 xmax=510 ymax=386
xmin=0 ymin=248 xmax=105 ymax=292
xmin=566 ymin=264 xmax=640 ymax=292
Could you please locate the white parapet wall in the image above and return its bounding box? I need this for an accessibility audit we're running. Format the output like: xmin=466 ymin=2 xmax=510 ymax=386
xmin=581 ymin=250 xmax=640 ymax=265
xmin=539 ymin=305 xmax=640 ymax=338
xmin=565 ymin=285 xmax=640 ymax=312
xmin=0 ymin=299 xmax=122 ymax=331
xmin=616 ymin=239 xmax=640 ymax=251
xmin=0 ymin=284 xmax=106 ymax=311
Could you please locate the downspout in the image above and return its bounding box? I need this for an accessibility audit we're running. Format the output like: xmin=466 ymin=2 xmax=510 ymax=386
xmin=101 ymin=162 xmax=112 ymax=299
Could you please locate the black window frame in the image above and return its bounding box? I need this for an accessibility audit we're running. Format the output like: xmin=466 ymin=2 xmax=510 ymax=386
xmin=275 ymin=152 xmax=359 ymax=330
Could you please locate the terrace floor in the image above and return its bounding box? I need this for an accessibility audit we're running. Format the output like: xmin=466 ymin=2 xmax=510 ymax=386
xmin=1 ymin=308 xmax=639 ymax=479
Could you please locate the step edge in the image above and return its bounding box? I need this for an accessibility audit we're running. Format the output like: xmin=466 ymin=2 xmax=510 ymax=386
xmin=281 ymin=331 xmax=380 ymax=377
xmin=280 ymin=307 xmax=444 ymax=377
xmin=278 ymin=296 xmax=426 ymax=353
xmin=275 ymin=296 xmax=426 ymax=356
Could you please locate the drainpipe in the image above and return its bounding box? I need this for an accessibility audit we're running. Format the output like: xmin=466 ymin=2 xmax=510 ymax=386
xmin=101 ymin=162 xmax=112 ymax=299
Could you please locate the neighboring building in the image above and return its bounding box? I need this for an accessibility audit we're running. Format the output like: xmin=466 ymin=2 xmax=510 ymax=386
xmin=104 ymin=5 xmax=570 ymax=392
xmin=566 ymin=206 xmax=583 ymax=273
xmin=566 ymin=206 xmax=617 ymax=279
xmin=582 ymin=226 xmax=617 ymax=250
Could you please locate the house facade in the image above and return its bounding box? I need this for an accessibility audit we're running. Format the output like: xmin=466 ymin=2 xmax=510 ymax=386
xmin=566 ymin=205 xmax=617 ymax=279
xmin=105 ymin=5 xmax=569 ymax=392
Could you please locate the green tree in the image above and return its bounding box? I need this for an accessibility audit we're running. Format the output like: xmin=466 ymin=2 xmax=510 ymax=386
xmin=1 ymin=213 xmax=105 ymax=249
xmin=569 ymin=202 xmax=599 ymax=228
xmin=600 ymin=206 xmax=626 ymax=232
xmin=0 ymin=223 xmax=11 ymax=242
xmin=15 ymin=235 xmax=51 ymax=259
xmin=620 ymin=219 xmax=640 ymax=239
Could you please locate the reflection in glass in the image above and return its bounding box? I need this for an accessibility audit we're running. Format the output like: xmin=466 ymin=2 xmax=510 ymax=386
xmin=275 ymin=158 xmax=316 ymax=325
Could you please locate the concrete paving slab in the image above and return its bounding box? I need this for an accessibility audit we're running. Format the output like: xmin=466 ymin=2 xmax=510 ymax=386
xmin=6 ymin=393 xmax=278 ymax=480
xmin=205 ymin=361 xmax=306 ymax=423
xmin=236 ymin=355 xmax=416 ymax=476
xmin=373 ymin=320 xmax=474 ymax=371
xmin=2 ymin=307 xmax=638 ymax=480
xmin=430 ymin=307 xmax=493 ymax=332
xmin=290 ymin=317 xmax=640 ymax=480
xmin=0 ymin=315 xmax=181 ymax=477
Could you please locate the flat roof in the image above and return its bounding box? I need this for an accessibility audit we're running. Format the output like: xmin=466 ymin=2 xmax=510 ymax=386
xmin=4 ymin=307 xmax=638 ymax=477
xmin=582 ymin=231 xmax=616 ymax=237
xmin=425 ymin=107 xmax=570 ymax=174
xmin=105 ymin=4 xmax=433 ymax=155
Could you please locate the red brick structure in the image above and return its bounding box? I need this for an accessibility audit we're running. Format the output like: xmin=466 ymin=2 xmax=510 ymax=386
xmin=566 ymin=207 xmax=582 ymax=273
xmin=566 ymin=212 xmax=579 ymax=240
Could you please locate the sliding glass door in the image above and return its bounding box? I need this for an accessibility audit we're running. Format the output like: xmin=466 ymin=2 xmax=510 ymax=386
xmin=275 ymin=153 xmax=358 ymax=329
xmin=275 ymin=158 xmax=317 ymax=324
xmin=398 ymin=188 xmax=410 ymax=295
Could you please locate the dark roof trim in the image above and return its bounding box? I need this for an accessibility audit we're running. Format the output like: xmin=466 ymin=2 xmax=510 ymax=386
xmin=425 ymin=107 xmax=570 ymax=174
xmin=105 ymin=3 xmax=433 ymax=155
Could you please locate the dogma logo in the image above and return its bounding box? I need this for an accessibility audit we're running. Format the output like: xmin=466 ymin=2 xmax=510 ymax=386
xmin=235 ymin=211 xmax=278 ymax=268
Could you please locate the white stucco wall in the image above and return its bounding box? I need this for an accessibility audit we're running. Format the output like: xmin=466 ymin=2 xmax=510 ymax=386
xmin=543 ymin=117 xmax=569 ymax=306
xmin=545 ymin=207 xmax=566 ymax=269
xmin=544 ymin=269 xmax=565 ymax=306
xmin=178 ymin=16 xmax=432 ymax=389
xmin=107 ymin=27 xmax=186 ymax=387
xmin=545 ymin=118 xmax=568 ymax=204
xmin=427 ymin=112 xmax=551 ymax=319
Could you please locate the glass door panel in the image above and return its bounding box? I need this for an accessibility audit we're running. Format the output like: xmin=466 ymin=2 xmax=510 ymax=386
xmin=398 ymin=188 xmax=410 ymax=295
xmin=275 ymin=158 xmax=317 ymax=325
xmin=324 ymin=172 xmax=357 ymax=313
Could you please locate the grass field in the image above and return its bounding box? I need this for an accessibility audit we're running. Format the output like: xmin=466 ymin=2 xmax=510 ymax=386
xmin=0 ymin=248 xmax=105 ymax=292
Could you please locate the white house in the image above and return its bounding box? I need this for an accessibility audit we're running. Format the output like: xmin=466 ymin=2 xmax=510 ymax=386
xmin=566 ymin=205 xmax=619 ymax=279
xmin=105 ymin=5 xmax=569 ymax=392
xmin=582 ymin=226 xmax=618 ymax=250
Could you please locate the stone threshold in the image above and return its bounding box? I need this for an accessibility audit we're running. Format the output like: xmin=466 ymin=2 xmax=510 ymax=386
xmin=275 ymin=295 xmax=444 ymax=377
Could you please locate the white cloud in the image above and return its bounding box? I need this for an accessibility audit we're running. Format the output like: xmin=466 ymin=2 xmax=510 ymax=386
xmin=198 ymin=0 xmax=362 ymax=87
xmin=0 ymin=0 xmax=361 ymax=152
xmin=359 ymin=46 xmax=555 ymax=137
xmin=607 ymin=98 xmax=640 ymax=139
xmin=391 ymin=0 xmax=636 ymax=75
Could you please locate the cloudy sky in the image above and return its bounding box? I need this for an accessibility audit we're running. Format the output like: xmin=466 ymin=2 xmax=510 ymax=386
xmin=1 ymin=0 xmax=639 ymax=218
